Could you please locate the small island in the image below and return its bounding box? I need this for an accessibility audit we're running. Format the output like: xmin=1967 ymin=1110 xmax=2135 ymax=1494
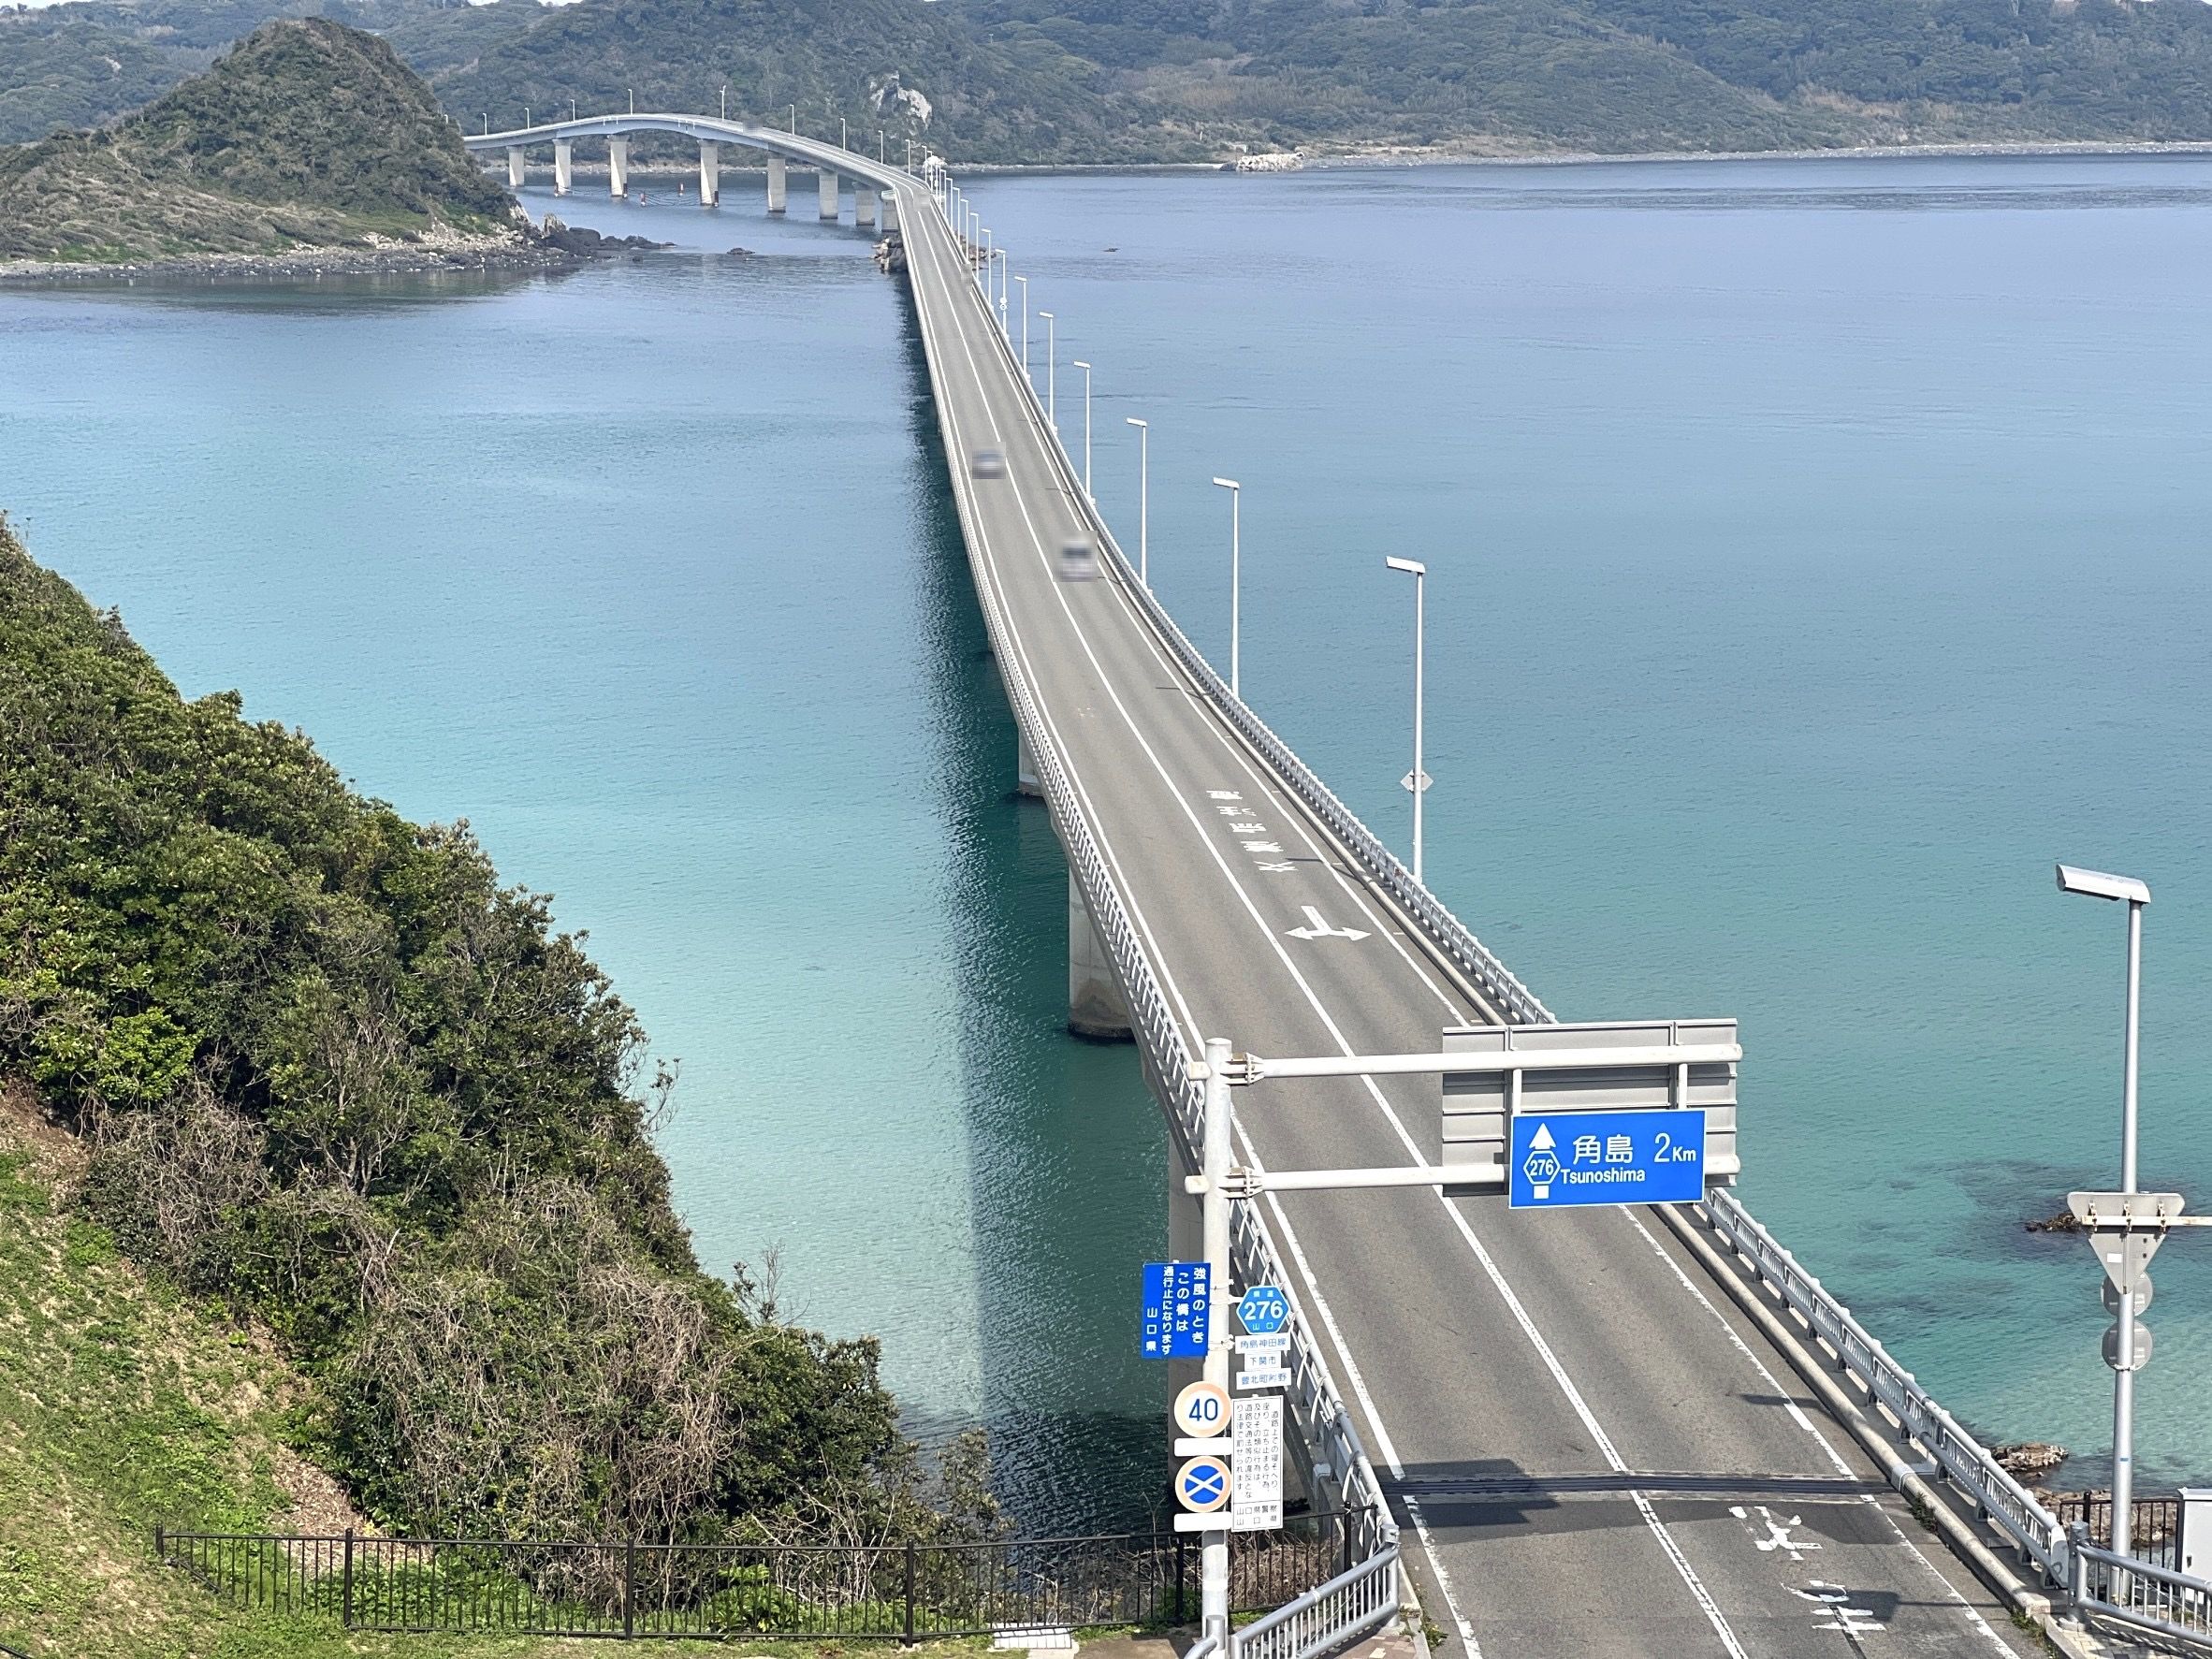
xmin=0 ymin=17 xmax=620 ymax=281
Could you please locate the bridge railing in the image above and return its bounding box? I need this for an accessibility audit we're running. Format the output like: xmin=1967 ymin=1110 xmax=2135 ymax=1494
xmin=916 ymin=166 xmax=2212 ymax=1654
xmin=2072 ymin=1531 xmax=2212 ymax=1649
xmin=908 ymin=181 xmax=1402 ymax=1652
xmin=1696 ymin=1188 xmax=2074 ymax=1580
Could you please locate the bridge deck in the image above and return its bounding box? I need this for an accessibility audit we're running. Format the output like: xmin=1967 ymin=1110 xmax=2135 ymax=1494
xmin=899 ymin=181 xmax=2032 ymax=1659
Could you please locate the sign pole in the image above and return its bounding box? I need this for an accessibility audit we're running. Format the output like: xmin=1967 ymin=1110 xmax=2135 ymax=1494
xmin=1201 ymin=1036 xmax=1234 ymax=1652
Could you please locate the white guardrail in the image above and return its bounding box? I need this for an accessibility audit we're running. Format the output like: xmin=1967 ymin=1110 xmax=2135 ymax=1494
xmin=911 ymin=173 xmax=2208 ymax=1655
xmin=907 ymin=178 xmax=1402 ymax=1658
xmin=2074 ymin=1533 xmax=2212 ymax=1646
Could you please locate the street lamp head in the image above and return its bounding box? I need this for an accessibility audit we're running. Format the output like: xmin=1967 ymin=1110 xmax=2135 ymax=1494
xmin=2057 ymin=864 xmax=2150 ymax=905
xmin=1126 ymin=417 xmax=1147 ymax=429
xmin=1072 ymin=359 xmax=1091 ymax=370
xmin=1385 ymin=557 xmax=1427 ymax=576
xmin=1212 ymin=477 xmax=1239 ymax=491
xmin=1039 ymin=310 xmax=1054 ymax=320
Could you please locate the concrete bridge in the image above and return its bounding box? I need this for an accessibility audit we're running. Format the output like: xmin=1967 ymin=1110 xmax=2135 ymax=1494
xmin=468 ymin=114 xmax=903 ymax=225
xmin=464 ymin=122 xmax=2129 ymax=1659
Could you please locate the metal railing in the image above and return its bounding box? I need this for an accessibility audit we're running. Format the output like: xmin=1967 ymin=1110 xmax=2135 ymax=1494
xmin=2050 ymin=1492 xmax=2183 ymax=1570
xmin=1236 ymin=1545 xmax=1404 ymax=1659
xmin=2073 ymin=1531 xmax=2212 ymax=1646
xmin=158 ymin=1515 xmax=1362 ymax=1638
xmin=908 ymin=179 xmax=1402 ymax=1658
xmin=910 ymin=170 xmax=2212 ymax=1659
xmin=910 ymin=181 xmax=1398 ymax=1557
xmin=1697 ymin=1188 xmax=2074 ymax=1579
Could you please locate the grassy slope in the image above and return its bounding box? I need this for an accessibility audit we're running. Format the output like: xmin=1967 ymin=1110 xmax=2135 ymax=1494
xmin=0 ymin=1089 xmax=983 ymax=1659
xmin=0 ymin=16 xmax=516 ymax=262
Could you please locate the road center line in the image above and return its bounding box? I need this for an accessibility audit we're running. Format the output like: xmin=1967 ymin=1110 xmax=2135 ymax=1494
xmin=911 ymin=199 xmax=1750 ymax=1655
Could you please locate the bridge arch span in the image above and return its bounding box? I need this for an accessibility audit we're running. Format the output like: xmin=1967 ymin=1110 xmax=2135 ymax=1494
xmin=465 ymin=113 xmax=919 ymax=216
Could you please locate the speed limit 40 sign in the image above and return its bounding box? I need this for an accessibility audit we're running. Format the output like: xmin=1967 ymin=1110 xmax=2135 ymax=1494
xmin=1171 ymin=1379 xmax=1232 ymax=1438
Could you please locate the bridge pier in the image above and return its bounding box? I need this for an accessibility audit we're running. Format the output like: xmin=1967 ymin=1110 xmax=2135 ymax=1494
xmin=607 ymin=138 xmax=630 ymax=199
xmin=506 ymin=146 xmax=525 ymax=190
xmin=767 ymin=154 xmax=786 ymax=213
xmin=697 ymin=140 xmax=720 ymax=207
xmin=882 ymin=190 xmax=899 ymax=233
xmin=818 ymin=167 xmax=839 ymax=220
xmin=554 ymin=139 xmax=573 ymax=196
xmin=857 ymin=186 xmax=878 ymax=228
xmin=1016 ymin=730 xmax=1041 ymax=798
xmin=1068 ymin=874 xmax=1133 ymax=1041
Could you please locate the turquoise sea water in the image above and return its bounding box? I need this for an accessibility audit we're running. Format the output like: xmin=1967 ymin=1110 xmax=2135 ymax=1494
xmin=3 ymin=153 xmax=2208 ymax=1521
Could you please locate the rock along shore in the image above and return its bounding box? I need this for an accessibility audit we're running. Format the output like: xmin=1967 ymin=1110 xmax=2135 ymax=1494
xmin=0 ymin=218 xmax=668 ymax=286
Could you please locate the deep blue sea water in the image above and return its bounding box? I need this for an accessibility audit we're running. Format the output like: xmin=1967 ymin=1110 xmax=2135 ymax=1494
xmin=4 ymin=153 xmax=2208 ymax=1524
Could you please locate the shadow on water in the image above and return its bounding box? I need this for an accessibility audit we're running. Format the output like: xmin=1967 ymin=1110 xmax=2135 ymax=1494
xmin=898 ymin=306 xmax=1169 ymax=1537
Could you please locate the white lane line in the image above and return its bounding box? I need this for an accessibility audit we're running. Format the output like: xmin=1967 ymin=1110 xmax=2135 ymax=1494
xmin=1627 ymin=1216 xmax=2017 ymax=1655
xmin=914 ymin=205 xmax=1747 ymax=1656
xmin=910 ymin=219 xmax=1502 ymax=1655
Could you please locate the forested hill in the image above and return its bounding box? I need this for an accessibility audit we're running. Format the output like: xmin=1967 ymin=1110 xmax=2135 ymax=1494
xmin=8 ymin=0 xmax=2212 ymax=159
xmin=0 ymin=17 xmax=517 ymax=260
xmin=0 ymin=515 xmax=990 ymax=1557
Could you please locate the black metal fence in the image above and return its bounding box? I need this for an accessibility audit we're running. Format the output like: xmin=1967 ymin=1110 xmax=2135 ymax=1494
xmin=156 ymin=1512 xmax=1363 ymax=1639
xmin=2046 ymin=1493 xmax=2184 ymax=1571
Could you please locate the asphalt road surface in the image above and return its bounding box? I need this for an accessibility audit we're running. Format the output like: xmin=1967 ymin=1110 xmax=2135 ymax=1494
xmin=900 ymin=178 xmax=2037 ymax=1659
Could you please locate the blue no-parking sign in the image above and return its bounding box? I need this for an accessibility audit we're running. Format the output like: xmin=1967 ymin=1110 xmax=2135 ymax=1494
xmin=1175 ymin=1453 xmax=1232 ymax=1514
xmin=1509 ymin=1110 xmax=1707 ymax=1210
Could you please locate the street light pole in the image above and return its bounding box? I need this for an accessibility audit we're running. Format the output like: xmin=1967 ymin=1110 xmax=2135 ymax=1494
xmin=1385 ymin=557 xmax=1428 ymax=883
xmin=1039 ymin=312 xmax=1056 ymax=428
xmin=789 ymin=103 xmax=796 ymax=134
xmin=997 ymin=249 xmax=1008 ymax=333
xmin=1127 ymin=418 xmax=1149 ymax=587
xmin=1212 ymin=477 xmax=1241 ymax=696
xmin=2057 ymin=862 xmax=2152 ymax=1565
xmin=1015 ymin=276 xmax=1029 ymax=376
xmin=1071 ymin=361 xmax=1092 ymax=500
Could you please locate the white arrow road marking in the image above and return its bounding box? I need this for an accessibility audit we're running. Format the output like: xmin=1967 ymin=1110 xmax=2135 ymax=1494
xmin=1285 ymin=905 xmax=1370 ymax=941
xmin=1730 ymin=1504 xmax=1820 ymax=1563
xmin=1793 ymin=1582 xmax=1885 ymax=1637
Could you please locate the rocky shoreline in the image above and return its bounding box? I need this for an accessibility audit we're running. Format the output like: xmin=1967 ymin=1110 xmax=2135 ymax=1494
xmin=0 ymin=217 xmax=669 ymax=286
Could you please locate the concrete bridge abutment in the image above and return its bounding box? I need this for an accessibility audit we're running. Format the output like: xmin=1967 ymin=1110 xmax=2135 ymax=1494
xmin=819 ymin=167 xmax=840 ymax=220
xmin=607 ymin=138 xmax=630 ymax=199
xmin=1067 ymin=873 xmax=1133 ymax=1042
xmin=767 ymin=154 xmax=786 ymax=213
xmin=698 ymin=141 xmax=720 ymax=207
xmin=554 ymin=140 xmax=573 ymax=196
xmin=506 ymin=146 xmax=525 ymax=189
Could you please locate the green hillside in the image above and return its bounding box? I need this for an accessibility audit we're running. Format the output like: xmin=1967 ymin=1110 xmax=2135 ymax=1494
xmin=0 ymin=507 xmax=1014 ymax=1584
xmin=11 ymin=0 xmax=2212 ymax=157
xmin=0 ymin=17 xmax=517 ymax=261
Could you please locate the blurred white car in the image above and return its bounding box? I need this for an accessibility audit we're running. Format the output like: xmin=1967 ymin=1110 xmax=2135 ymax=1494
xmin=1058 ymin=537 xmax=1099 ymax=582
xmin=970 ymin=449 xmax=1007 ymax=480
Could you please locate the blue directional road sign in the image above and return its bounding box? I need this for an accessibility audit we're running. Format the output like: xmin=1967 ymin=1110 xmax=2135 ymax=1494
xmin=1236 ymin=1285 xmax=1289 ymax=1334
xmin=1509 ymin=1110 xmax=1707 ymax=1210
xmin=1175 ymin=1453 xmax=1232 ymax=1515
xmin=1142 ymin=1261 xmax=1213 ymax=1359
